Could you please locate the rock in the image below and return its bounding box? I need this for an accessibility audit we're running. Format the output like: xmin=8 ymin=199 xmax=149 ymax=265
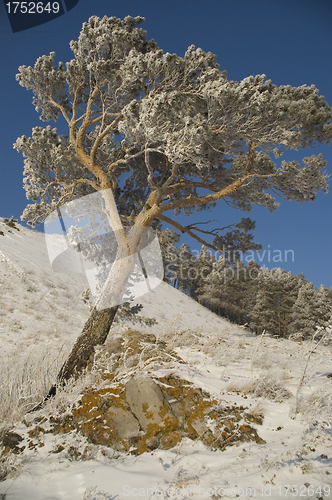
xmin=2 ymin=432 xmax=23 ymax=449
xmin=169 ymin=401 xmax=185 ymax=423
xmin=159 ymin=431 xmax=182 ymax=450
xmin=188 ymin=418 xmax=210 ymax=437
xmin=187 ymin=418 xmax=216 ymax=447
xmin=125 ymin=376 xmax=178 ymax=433
xmin=106 ymin=407 xmax=141 ymax=440
xmin=22 ymin=374 xmax=266 ymax=455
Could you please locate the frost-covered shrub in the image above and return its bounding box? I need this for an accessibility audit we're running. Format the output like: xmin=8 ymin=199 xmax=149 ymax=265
xmin=0 ymin=346 xmax=68 ymax=432
xmin=83 ymin=487 xmax=114 ymax=500
xmin=227 ymin=371 xmax=292 ymax=402
xmin=297 ymin=383 xmax=332 ymax=425
xmin=251 ymin=373 xmax=292 ymax=402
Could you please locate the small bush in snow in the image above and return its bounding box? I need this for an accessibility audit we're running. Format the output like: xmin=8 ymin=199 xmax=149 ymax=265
xmin=227 ymin=371 xmax=292 ymax=403
xmin=83 ymin=487 xmax=114 ymax=500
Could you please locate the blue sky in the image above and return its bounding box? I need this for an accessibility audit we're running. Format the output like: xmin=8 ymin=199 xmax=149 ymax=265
xmin=0 ymin=0 xmax=331 ymax=288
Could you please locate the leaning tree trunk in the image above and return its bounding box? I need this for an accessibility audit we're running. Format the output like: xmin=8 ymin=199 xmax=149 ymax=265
xmin=47 ymin=305 xmax=119 ymax=398
xmin=45 ymin=214 xmax=153 ymax=402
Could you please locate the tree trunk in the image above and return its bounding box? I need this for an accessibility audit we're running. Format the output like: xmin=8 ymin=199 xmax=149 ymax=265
xmin=44 ymin=222 xmax=154 ymax=402
xmin=47 ymin=305 xmax=119 ymax=398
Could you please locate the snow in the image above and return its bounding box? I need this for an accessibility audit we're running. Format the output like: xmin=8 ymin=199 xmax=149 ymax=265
xmin=0 ymin=219 xmax=331 ymax=500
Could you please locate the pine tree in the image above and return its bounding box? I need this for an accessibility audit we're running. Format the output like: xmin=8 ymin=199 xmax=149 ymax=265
xmin=194 ymin=246 xmax=216 ymax=302
xmin=14 ymin=15 xmax=332 ymax=385
xmin=175 ymin=243 xmax=196 ymax=296
xmin=289 ymin=281 xmax=319 ymax=338
xmin=249 ymin=268 xmax=276 ymax=334
xmin=313 ymin=284 xmax=332 ymax=329
xmin=226 ymin=260 xmax=252 ymax=324
xmin=158 ymin=228 xmax=180 ymax=285
xmin=269 ymin=269 xmax=302 ymax=337
xmin=197 ymin=256 xmax=227 ymax=313
xmin=249 ymin=268 xmax=302 ymax=337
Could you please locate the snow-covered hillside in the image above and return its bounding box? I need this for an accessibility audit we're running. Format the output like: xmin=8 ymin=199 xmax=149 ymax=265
xmin=0 ymin=218 xmax=331 ymax=500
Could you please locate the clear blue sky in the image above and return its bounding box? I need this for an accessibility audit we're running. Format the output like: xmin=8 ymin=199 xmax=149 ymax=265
xmin=0 ymin=0 xmax=331 ymax=288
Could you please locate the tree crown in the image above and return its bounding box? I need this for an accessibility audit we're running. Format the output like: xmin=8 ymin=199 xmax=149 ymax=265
xmin=14 ymin=15 xmax=332 ymax=252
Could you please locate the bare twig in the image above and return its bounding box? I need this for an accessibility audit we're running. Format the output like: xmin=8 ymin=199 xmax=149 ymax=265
xmin=290 ymin=329 xmax=328 ymax=419
xmin=156 ymin=213 xmax=220 ymax=252
xmin=144 ymin=149 xmax=159 ymax=189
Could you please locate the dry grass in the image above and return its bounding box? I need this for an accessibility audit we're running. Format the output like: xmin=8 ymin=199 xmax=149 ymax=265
xmin=83 ymin=487 xmax=113 ymax=500
xmin=0 ymin=345 xmax=69 ymax=435
xmin=297 ymin=383 xmax=332 ymax=425
xmin=227 ymin=370 xmax=292 ymax=403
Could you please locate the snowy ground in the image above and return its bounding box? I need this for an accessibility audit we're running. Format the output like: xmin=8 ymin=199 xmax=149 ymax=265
xmin=0 ymin=219 xmax=332 ymax=500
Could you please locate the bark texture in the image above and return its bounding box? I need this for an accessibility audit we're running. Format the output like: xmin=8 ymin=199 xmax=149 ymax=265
xmin=47 ymin=305 xmax=119 ymax=398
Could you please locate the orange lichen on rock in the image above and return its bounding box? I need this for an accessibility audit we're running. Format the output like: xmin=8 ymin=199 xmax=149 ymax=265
xmin=9 ymin=373 xmax=265 ymax=456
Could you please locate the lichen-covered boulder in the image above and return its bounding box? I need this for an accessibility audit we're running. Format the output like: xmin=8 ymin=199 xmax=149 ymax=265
xmin=125 ymin=376 xmax=178 ymax=432
xmin=13 ymin=375 xmax=265 ymax=456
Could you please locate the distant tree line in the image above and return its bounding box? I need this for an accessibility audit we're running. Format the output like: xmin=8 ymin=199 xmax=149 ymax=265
xmin=159 ymin=229 xmax=332 ymax=339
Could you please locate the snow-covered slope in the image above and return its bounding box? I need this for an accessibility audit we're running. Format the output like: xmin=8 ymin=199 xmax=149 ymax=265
xmin=0 ymin=219 xmax=332 ymax=500
xmin=0 ymin=218 xmax=235 ymax=355
xmin=0 ymin=218 xmax=90 ymax=358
